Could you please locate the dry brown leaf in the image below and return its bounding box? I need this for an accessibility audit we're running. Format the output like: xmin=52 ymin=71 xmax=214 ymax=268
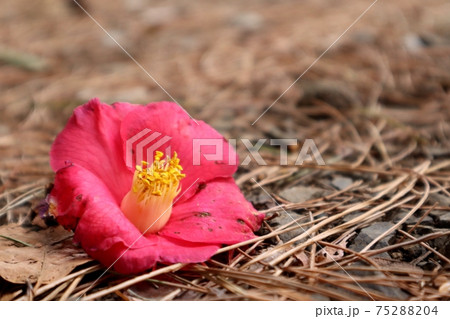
xmin=317 ymin=232 xmax=354 ymax=262
xmin=0 ymin=224 xmax=92 ymax=284
xmin=294 ymin=251 xmax=310 ymax=267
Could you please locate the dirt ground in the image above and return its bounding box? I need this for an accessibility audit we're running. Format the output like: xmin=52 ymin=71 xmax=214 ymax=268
xmin=0 ymin=0 xmax=449 ymax=300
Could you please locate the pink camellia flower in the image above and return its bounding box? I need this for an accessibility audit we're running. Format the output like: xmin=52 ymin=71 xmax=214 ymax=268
xmin=47 ymin=98 xmax=263 ymax=274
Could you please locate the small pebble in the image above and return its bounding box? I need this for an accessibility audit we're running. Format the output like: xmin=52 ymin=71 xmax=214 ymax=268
xmin=279 ymin=186 xmax=328 ymax=203
xmin=349 ymin=222 xmax=394 ymax=259
xmin=435 ymin=212 xmax=450 ymax=228
xmin=331 ymin=175 xmax=353 ymax=190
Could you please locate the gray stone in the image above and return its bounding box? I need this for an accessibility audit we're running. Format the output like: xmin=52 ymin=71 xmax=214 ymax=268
xmin=432 ymin=231 xmax=450 ymax=257
xmin=279 ymin=186 xmax=328 ymax=203
xmin=342 ymin=211 xmax=364 ymax=224
xmin=250 ymin=192 xmax=277 ymax=209
xmin=331 ymin=176 xmax=353 ymax=190
xmin=435 ymin=212 xmax=450 ymax=228
xmin=269 ymin=211 xmax=308 ymax=243
xmin=393 ymin=210 xmax=434 ymax=226
xmin=349 ymin=222 xmax=395 ymax=258
xmin=401 ymin=239 xmax=427 ymax=258
xmin=427 ymin=193 xmax=450 ymax=207
xmin=429 ymin=210 xmax=449 ymax=218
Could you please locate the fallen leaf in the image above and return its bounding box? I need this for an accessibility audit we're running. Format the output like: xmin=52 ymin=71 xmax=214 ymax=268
xmin=294 ymin=251 xmax=310 ymax=267
xmin=0 ymin=224 xmax=92 ymax=284
xmin=317 ymin=232 xmax=355 ymax=262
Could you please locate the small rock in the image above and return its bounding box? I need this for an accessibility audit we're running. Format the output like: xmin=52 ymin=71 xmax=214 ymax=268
xmin=349 ymin=222 xmax=395 ymax=258
xmin=432 ymin=231 xmax=450 ymax=258
xmin=435 ymin=212 xmax=450 ymax=228
xmin=331 ymin=175 xmax=353 ymax=190
xmin=401 ymin=242 xmax=426 ymax=259
xmin=342 ymin=211 xmax=364 ymax=224
xmin=393 ymin=210 xmax=434 ymax=226
xmin=279 ymin=186 xmax=328 ymax=203
xmin=269 ymin=211 xmax=307 ymax=243
xmin=429 ymin=210 xmax=448 ymax=218
xmin=427 ymin=193 xmax=450 ymax=207
xmin=248 ymin=191 xmax=277 ymax=210
xmin=412 ymin=225 xmax=436 ymax=236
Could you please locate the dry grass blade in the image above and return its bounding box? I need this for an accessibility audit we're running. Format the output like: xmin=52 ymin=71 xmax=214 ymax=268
xmin=193 ymin=266 xmax=358 ymax=301
xmin=81 ymin=263 xmax=185 ymax=301
xmin=33 ymin=265 xmax=101 ymax=298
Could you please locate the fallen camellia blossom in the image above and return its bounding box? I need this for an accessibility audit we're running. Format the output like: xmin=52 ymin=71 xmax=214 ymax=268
xmin=47 ymin=98 xmax=263 ymax=274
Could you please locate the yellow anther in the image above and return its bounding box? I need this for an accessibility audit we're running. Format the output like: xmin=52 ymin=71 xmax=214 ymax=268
xmin=154 ymin=151 xmax=164 ymax=162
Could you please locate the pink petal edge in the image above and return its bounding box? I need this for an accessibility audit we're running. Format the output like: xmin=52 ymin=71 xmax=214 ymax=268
xmin=50 ymin=98 xmax=133 ymax=202
xmin=160 ymin=178 xmax=264 ymax=244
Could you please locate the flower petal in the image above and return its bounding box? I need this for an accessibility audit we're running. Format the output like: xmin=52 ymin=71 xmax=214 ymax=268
xmin=160 ymin=178 xmax=264 ymax=244
xmin=49 ymin=164 xmax=116 ymax=230
xmin=50 ymin=164 xmax=150 ymax=249
xmin=82 ymin=236 xmax=220 ymax=274
xmin=111 ymin=101 xmax=141 ymax=120
xmin=120 ymin=102 xmax=238 ymax=201
xmin=89 ymin=237 xmax=220 ymax=274
xmin=73 ymin=191 xmax=219 ymax=274
xmin=50 ymin=98 xmax=133 ymax=202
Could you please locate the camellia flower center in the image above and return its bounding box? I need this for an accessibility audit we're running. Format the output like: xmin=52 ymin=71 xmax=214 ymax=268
xmin=120 ymin=151 xmax=185 ymax=234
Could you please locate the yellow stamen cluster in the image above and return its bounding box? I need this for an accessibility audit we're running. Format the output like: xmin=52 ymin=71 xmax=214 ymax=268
xmin=120 ymin=151 xmax=185 ymax=234
xmin=134 ymin=151 xmax=185 ymax=198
